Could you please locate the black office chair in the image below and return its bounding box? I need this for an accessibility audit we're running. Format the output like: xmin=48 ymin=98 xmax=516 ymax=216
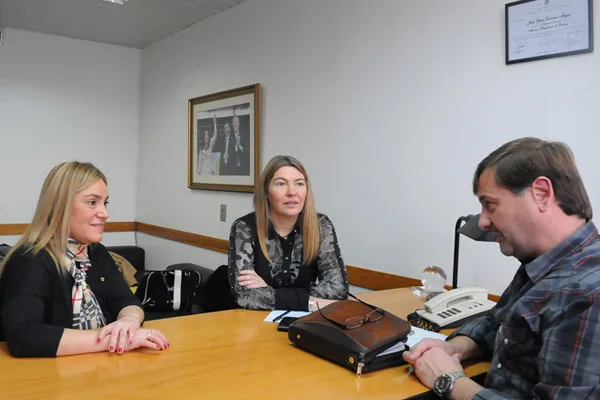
xmin=105 ymin=245 xmax=146 ymax=281
xmin=196 ymin=264 xmax=239 ymax=313
xmin=0 ymin=244 xmax=10 ymax=342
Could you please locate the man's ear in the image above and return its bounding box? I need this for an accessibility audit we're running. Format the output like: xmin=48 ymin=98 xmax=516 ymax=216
xmin=530 ymin=176 xmax=553 ymax=211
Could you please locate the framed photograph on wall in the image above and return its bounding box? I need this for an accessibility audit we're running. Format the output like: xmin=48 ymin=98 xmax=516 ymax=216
xmin=505 ymin=0 xmax=593 ymax=64
xmin=188 ymin=83 xmax=261 ymax=192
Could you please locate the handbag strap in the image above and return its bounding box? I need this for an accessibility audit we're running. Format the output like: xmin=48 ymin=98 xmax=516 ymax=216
xmin=140 ymin=271 xmax=157 ymax=306
xmin=173 ymin=270 xmax=182 ymax=311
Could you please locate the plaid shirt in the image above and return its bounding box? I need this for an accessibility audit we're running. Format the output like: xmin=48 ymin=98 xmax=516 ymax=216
xmin=449 ymin=221 xmax=600 ymax=399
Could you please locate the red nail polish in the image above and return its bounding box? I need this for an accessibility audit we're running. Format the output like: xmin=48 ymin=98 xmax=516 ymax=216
xmin=109 ymin=346 xmax=114 ymax=352
xmin=129 ymin=340 xmax=133 ymax=345
xmin=97 ymin=338 xmax=101 ymax=343
xmin=118 ymin=348 xmax=123 ymax=353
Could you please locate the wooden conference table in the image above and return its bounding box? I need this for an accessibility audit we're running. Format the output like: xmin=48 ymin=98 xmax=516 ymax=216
xmin=0 ymin=288 xmax=489 ymax=399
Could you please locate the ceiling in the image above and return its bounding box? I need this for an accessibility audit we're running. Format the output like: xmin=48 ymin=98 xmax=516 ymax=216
xmin=0 ymin=0 xmax=249 ymax=49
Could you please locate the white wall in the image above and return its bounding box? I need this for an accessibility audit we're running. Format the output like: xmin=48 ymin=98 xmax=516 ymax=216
xmin=137 ymin=0 xmax=600 ymax=295
xmin=0 ymin=28 xmax=141 ymax=245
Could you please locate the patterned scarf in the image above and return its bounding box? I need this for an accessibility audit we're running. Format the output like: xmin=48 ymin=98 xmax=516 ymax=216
xmin=66 ymin=240 xmax=106 ymax=330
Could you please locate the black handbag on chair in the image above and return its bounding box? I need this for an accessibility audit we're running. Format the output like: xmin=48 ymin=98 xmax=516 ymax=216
xmin=136 ymin=269 xmax=202 ymax=314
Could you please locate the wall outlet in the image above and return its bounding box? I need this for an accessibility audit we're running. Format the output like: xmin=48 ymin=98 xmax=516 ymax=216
xmin=220 ymin=204 xmax=227 ymax=222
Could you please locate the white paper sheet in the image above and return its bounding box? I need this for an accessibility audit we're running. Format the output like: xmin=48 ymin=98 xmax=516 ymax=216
xmin=376 ymin=326 xmax=447 ymax=357
xmin=264 ymin=310 xmax=311 ymax=322
xmin=376 ymin=340 xmax=407 ymax=357
xmin=405 ymin=326 xmax=447 ymax=348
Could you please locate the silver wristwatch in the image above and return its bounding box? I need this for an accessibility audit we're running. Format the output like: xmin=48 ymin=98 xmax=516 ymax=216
xmin=433 ymin=371 xmax=467 ymax=398
xmin=308 ymin=296 xmax=315 ymax=312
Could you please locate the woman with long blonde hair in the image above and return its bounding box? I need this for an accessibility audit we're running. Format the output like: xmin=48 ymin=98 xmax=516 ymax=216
xmin=0 ymin=161 xmax=168 ymax=357
xmin=228 ymin=155 xmax=349 ymax=311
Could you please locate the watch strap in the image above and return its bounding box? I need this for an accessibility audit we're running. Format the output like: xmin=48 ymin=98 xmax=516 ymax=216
xmin=446 ymin=371 xmax=467 ymax=381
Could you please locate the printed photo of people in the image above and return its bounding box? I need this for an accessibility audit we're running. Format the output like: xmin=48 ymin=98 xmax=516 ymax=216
xmin=196 ymin=103 xmax=251 ymax=177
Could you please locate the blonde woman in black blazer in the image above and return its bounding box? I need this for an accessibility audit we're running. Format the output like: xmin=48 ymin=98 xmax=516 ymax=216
xmin=0 ymin=161 xmax=169 ymax=357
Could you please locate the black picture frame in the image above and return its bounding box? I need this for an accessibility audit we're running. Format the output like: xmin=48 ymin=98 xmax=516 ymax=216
xmin=505 ymin=0 xmax=594 ymax=64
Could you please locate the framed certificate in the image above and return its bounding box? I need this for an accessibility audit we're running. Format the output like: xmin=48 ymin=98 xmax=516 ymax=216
xmin=505 ymin=0 xmax=593 ymax=64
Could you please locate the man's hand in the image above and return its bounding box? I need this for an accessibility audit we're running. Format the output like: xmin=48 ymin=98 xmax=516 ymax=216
xmin=403 ymin=338 xmax=457 ymax=364
xmin=410 ymin=347 xmax=463 ymax=388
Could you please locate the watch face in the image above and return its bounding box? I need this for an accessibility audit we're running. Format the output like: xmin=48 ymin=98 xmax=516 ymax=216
xmin=434 ymin=374 xmax=453 ymax=395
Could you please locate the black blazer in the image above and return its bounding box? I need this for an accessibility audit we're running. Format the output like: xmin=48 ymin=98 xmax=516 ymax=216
xmin=232 ymin=142 xmax=250 ymax=176
xmin=216 ymin=134 xmax=237 ymax=175
xmin=0 ymin=243 xmax=141 ymax=357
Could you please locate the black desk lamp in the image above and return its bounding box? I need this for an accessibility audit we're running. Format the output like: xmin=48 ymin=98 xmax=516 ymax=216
xmin=452 ymin=214 xmax=496 ymax=289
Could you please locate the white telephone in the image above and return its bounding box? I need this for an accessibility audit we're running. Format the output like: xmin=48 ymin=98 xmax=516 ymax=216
xmin=416 ymin=287 xmax=496 ymax=328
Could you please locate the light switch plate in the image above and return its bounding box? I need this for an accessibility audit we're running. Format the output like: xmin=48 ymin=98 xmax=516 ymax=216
xmin=220 ymin=204 xmax=227 ymax=222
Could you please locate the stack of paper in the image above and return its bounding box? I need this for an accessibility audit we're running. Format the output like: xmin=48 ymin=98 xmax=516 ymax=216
xmin=376 ymin=326 xmax=447 ymax=357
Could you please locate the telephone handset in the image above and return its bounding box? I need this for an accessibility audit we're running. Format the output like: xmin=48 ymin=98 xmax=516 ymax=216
xmin=416 ymin=287 xmax=496 ymax=329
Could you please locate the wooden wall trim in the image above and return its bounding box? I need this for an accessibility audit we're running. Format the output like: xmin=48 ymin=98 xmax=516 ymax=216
xmin=136 ymin=222 xmax=229 ymax=254
xmin=0 ymin=224 xmax=29 ymax=236
xmin=0 ymin=221 xmax=136 ymax=236
xmin=106 ymin=222 xmax=137 ymax=232
xmin=346 ymin=264 xmax=421 ymax=290
xmin=1 ymin=220 xmax=501 ymax=300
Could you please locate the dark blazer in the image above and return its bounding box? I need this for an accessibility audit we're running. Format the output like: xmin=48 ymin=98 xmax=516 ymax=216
xmin=215 ymin=133 xmax=236 ymax=175
xmin=0 ymin=243 xmax=141 ymax=357
xmin=232 ymin=137 xmax=250 ymax=176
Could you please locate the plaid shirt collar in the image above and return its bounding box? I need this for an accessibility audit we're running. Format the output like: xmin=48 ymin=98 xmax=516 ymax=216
xmin=524 ymin=220 xmax=598 ymax=284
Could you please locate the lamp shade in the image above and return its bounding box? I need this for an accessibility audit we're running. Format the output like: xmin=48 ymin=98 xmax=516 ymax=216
xmin=456 ymin=214 xmax=496 ymax=242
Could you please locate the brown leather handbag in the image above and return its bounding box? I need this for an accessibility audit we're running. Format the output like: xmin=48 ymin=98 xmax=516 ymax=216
xmin=288 ymin=296 xmax=412 ymax=376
